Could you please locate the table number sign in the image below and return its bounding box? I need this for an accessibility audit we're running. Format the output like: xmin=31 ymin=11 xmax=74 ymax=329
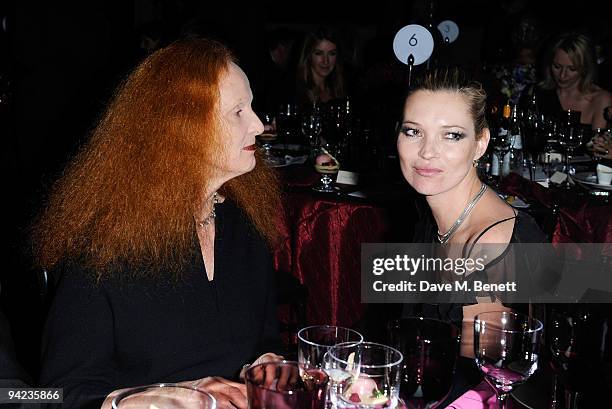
xmin=336 ymin=170 xmax=359 ymax=186
xmin=393 ymin=24 xmax=434 ymax=66
xmin=437 ymin=20 xmax=459 ymax=44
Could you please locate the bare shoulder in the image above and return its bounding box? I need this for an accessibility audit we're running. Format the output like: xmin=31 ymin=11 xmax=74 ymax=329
xmin=470 ymin=192 xmax=516 ymax=244
xmin=472 ymin=217 xmax=515 ymax=244
xmin=592 ymin=88 xmax=612 ymax=107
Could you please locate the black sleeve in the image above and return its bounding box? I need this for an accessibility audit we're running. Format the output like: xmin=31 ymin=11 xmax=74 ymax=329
xmin=259 ymin=249 xmax=282 ymax=356
xmin=0 ymin=309 xmax=33 ymax=386
xmin=39 ymin=270 xmax=116 ymax=409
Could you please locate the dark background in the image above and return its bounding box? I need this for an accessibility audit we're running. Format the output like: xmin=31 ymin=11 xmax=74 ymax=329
xmin=1 ymin=0 xmax=610 ymax=378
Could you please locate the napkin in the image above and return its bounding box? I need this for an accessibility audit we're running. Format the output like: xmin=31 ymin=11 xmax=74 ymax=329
xmin=596 ymin=163 xmax=612 ymax=185
xmin=447 ymin=381 xmax=498 ymax=409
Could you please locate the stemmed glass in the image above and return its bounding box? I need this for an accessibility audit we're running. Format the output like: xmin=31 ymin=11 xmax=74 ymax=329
xmin=257 ymin=113 xmax=283 ymax=166
xmin=558 ymin=126 xmax=584 ymax=189
xmin=302 ymin=110 xmax=323 ymax=154
xmin=547 ymin=306 xmax=609 ymax=408
xmin=588 ymin=128 xmax=611 ymax=164
xmin=474 ymin=311 xmax=543 ymax=409
xmin=324 ymin=342 xmax=403 ymax=408
xmin=388 ymin=318 xmax=460 ymax=409
xmin=491 ymin=131 xmax=512 ymax=188
xmin=112 ymin=383 xmax=216 ymax=409
xmin=539 ymin=117 xmax=562 ymax=183
xmin=313 ymin=142 xmax=341 ymax=193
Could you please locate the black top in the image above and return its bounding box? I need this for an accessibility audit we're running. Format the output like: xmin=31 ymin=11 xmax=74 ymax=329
xmin=39 ymin=201 xmax=279 ymax=408
xmin=404 ymin=199 xmax=547 ymax=323
xmin=0 ymin=309 xmax=32 ymax=387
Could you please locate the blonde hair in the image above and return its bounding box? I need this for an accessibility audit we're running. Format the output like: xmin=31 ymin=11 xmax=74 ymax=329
xmin=540 ymin=32 xmax=598 ymax=94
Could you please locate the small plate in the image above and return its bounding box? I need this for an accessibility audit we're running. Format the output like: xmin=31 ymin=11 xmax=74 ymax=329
xmin=571 ymin=172 xmax=612 ymax=191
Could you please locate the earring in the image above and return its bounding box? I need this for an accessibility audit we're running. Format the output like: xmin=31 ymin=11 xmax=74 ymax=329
xmin=473 ymin=159 xmax=478 ymax=167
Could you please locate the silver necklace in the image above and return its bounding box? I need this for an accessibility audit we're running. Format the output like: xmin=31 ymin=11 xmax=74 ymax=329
xmin=437 ymin=183 xmax=487 ymax=244
xmin=197 ymin=192 xmax=219 ymax=228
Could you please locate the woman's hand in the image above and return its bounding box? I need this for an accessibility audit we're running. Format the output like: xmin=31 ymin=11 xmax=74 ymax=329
xmin=187 ymin=377 xmax=248 ymax=409
xmin=238 ymin=352 xmax=284 ymax=380
xmin=101 ymin=377 xmax=248 ymax=409
xmin=592 ymin=132 xmax=612 ymax=159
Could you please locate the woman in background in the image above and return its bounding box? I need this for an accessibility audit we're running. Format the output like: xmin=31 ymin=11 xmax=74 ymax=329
xmin=528 ymin=31 xmax=612 ymax=129
xmin=295 ymin=25 xmax=347 ymax=107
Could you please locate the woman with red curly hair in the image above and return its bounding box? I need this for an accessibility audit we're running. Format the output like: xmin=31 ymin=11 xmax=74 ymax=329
xmin=33 ymin=38 xmax=283 ymax=409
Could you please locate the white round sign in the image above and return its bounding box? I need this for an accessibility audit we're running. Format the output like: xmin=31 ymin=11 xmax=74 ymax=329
xmin=437 ymin=20 xmax=459 ymax=43
xmin=393 ymin=24 xmax=434 ymax=66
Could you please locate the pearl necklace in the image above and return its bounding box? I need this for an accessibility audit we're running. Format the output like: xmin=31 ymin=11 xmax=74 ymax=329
xmin=197 ymin=192 xmax=219 ymax=228
xmin=436 ymin=183 xmax=487 ymax=244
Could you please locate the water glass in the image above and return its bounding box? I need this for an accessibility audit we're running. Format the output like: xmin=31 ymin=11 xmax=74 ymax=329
xmin=111 ymin=383 xmax=216 ymax=409
xmin=298 ymin=325 xmax=363 ymax=369
xmin=325 ymin=342 xmax=403 ymax=408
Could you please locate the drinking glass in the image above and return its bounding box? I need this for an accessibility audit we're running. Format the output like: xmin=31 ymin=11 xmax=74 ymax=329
xmin=298 ymin=325 xmax=363 ymax=369
xmin=474 ymin=311 xmax=543 ymax=409
xmin=325 ymin=342 xmax=403 ymax=408
xmin=588 ymin=128 xmax=611 ymax=164
xmin=277 ymin=103 xmax=300 ymax=143
xmin=111 ymin=383 xmax=216 ymax=409
xmin=257 ymin=113 xmax=285 ymax=166
xmin=490 ymin=131 xmax=512 ymax=188
xmin=388 ymin=318 xmax=460 ymax=409
xmin=558 ymin=126 xmax=584 ymax=188
xmin=302 ymin=111 xmax=322 ymax=153
xmin=298 ymin=325 xmax=363 ymax=408
xmin=246 ymin=361 xmax=328 ymax=409
xmin=313 ymin=143 xmax=341 ymax=193
xmin=547 ymin=305 xmax=609 ymax=408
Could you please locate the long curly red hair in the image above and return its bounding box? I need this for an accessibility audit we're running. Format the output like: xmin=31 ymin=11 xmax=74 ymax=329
xmin=31 ymin=38 xmax=282 ymax=277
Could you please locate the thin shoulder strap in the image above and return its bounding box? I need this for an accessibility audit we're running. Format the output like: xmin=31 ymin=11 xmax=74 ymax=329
xmin=464 ymin=212 xmax=518 ymax=259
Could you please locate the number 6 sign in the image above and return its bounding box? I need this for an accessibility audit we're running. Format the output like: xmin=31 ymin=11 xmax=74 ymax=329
xmin=393 ymin=24 xmax=434 ymax=66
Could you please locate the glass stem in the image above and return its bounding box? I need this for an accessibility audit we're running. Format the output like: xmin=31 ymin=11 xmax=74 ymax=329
xmin=497 ymin=392 xmax=510 ymax=409
xmin=564 ymin=390 xmax=580 ymax=409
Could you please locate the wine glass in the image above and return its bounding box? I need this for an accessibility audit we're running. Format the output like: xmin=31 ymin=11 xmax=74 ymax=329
xmin=324 ymin=342 xmax=403 ymax=409
xmin=536 ymin=117 xmax=562 ymax=182
xmin=277 ymin=102 xmax=299 ymax=144
xmin=474 ymin=311 xmax=543 ymax=409
xmin=558 ymin=126 xmax=584 ymax=189
xmin=111 ymin=383 xmax=216 ymax=409
xmin=388 ymin=318 xmax=460 ymax=409
xmin=587 ymin=128 xmax=611 ymax=164
xmin=246 ymin=361 xmax=328 ymax=409
xmin=302 ymin=110 xmax=322 ymax=153
xmin=313 ymin=142 xmax=341 ymax=193
xmin=490 ymin=130 xmax=512 ymax=188
xmin=547 ymin=305 xmax=609 ymax=408
xmin=256 ymin=113 xmax=285 ymax=167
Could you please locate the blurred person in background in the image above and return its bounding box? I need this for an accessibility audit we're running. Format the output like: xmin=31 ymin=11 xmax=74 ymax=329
xmin=295 ymin=25 xmax=347 ymax=107
xmin=527 ymin=31 xmax=612 ymax=128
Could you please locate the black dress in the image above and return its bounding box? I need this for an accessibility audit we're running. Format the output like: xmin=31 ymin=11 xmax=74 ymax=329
xmin=39 ymin=201 xmax=280 ymax=408
xmin=403 ymin=201 xmax=547 ymax=323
